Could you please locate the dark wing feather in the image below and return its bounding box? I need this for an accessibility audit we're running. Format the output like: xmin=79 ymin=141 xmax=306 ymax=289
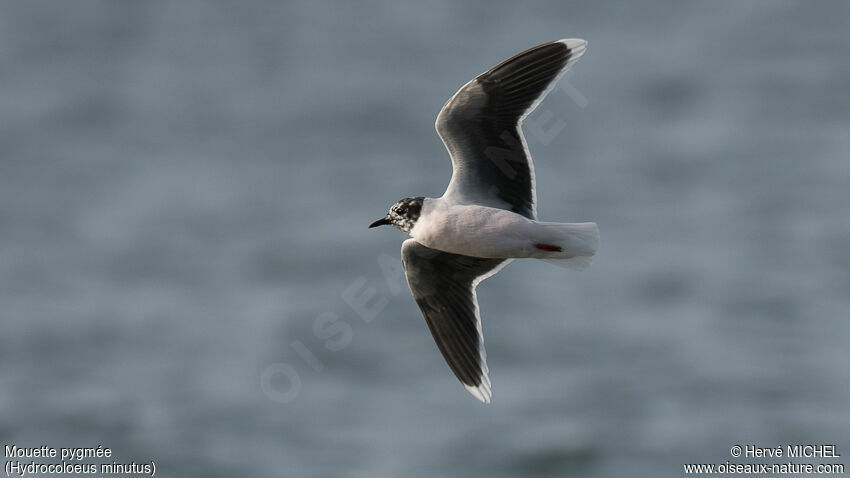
xmin=401 ymin=239 xmax=509 ymax=403
xmin=436 ymin=39 xmax=587 ymax=219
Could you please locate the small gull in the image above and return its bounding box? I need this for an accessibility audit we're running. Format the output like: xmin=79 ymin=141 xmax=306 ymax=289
xmin=369 ymin=39 xmax=598 ymax=403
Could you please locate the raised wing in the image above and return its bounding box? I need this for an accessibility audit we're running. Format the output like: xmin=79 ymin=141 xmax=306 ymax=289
xmin=436 ymin=39 xmax=587 ymax=219
xmin=401 ymin=239 xmax=510 ymax=403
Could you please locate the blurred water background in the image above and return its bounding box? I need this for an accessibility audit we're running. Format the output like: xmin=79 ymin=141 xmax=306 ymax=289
xmin=1 ymin=1 xmax=848 ymax=477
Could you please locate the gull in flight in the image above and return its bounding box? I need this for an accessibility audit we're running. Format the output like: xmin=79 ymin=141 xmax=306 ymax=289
xmin=369 ymin=39 xmax=598 ymax=403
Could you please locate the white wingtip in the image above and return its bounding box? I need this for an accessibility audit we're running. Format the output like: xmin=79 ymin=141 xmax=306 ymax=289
xmin=559 ymin=38 xmax=588 ymax=60
xmin=464 ymin=383 xmax=492 ymax=404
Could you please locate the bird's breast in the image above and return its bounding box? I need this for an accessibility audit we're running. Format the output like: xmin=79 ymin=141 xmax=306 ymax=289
xmin=411 ymin=202 xmax=537 ymax=258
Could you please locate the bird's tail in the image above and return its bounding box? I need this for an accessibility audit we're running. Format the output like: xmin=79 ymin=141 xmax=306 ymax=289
xmin=533 ymin=222 xmax=599 ymax=270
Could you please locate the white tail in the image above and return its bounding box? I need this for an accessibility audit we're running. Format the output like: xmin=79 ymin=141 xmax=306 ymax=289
xmin=535 ymin=222 xmax=599 ymax=270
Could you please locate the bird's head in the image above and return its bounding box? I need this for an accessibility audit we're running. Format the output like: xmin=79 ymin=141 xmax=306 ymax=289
xmin=369 ymin=196 xmax=424 ymax=234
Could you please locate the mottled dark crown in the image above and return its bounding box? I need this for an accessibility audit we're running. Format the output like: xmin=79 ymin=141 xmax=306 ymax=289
xmin=387 ymin=196 xmax=424 ymax=233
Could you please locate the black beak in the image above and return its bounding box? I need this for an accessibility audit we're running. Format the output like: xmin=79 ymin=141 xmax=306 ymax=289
xmin=368 ymin=217 xmax=391 ymax=228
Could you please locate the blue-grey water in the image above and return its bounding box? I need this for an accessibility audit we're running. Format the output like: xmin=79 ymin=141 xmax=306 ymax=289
xmin=1 ymin=2 xmax=848 ymax=477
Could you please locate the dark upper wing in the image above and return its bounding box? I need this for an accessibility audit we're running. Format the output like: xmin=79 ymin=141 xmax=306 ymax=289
xmin=436 ymin=39 xmax=587 ymax=220
xmin=401 ymin=239 xmax=509 ymax=403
